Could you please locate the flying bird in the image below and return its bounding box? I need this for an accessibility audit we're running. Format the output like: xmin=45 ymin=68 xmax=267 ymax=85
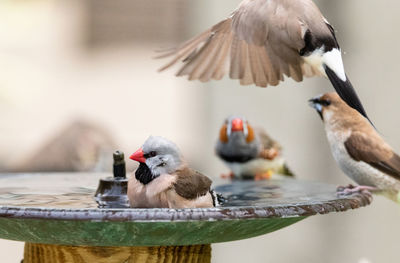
xmin=309 ymin=92 xmax=400 ymax=202
xmin=216 ymin=116 xmax=294 ymax=180
xmin=158 ymin=0 xmax=369 ymax=121
xmin=128 ymin=136 xmax=221 ymax=208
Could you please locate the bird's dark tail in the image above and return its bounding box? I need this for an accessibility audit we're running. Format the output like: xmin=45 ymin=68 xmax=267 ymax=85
xmin=281 ymin=164 xmax=295 ymax=177
xmin=325 ymin=66 xmax=371 ymax=123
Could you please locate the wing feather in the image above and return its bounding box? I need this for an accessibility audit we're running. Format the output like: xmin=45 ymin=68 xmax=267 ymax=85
xmin=212 ymin=33 xmax=233 ymax=80
xmin=240 ymin=42 xmax=254 ymax=86
xmin=158 ymin=0 xmax=324 ymax=87
xmin=157 ymin=30 xmax=212 ymax=72
xmin=174 ymin=168 xmax=212 ymax=200
xmin=183 ymin=34 xmax=221 ymax=80
xmin=345 ymin=132 xmax=400 ymax=180
xmin=199 ymin=32 xmax=230 ymax=81
xmin=248 ymin=45 xmax=268 ymax=87
xmin=254 ymin=126 xmax=282 ymax=155
xmin=229 ymin=36 xmax=242 ymax=79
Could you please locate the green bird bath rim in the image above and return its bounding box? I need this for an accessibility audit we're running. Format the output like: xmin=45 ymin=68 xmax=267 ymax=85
xmin=0 ymin=173 xmax=371 ymax=246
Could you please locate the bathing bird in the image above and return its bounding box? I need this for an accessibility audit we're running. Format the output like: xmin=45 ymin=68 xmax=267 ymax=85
xmin=216 ymin=116 xmax=294 ymax=180
xmin=309 ymin=93 xmax=400 ymax=202
xmin=128 ymin=136 xmax=220 ymax=208
xmin=159 ymin=0 xmax=369 ymax=121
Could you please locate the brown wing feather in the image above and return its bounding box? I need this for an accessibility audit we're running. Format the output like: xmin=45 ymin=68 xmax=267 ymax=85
xmin=344 ymin=132 xmax=400 ymax=180
xmin=158 ymin=0 xmax=325 ymax=87
xmin=253 ymin=126 xmax=281 ymax=160
xmin=174 ymin=167 xmax=212 ymax=200
xmin=240 ymin=42 xmax=255 ymax=85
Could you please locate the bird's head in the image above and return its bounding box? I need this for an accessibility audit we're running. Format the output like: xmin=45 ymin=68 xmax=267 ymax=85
xmin=219 ymin=116 xmax=255 ymax=144
xmin=130 ymin=136 xmax=182 ymax=179
xmin=216 ymin=116 xmax=260 ymax=162
xmin=309 ymin=92 xmax=344 ymax=122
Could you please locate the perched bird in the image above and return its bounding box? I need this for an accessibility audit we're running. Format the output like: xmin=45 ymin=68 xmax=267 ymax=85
xmin=158 ymin=0 xmax=369 ymax=121
xmin=216 ymin=116 xmax=294 ymax=180
xmin=128 ymin=136 xmax=220 ymax=208
xmin=309 ymin=92 xmax=400 ymax=202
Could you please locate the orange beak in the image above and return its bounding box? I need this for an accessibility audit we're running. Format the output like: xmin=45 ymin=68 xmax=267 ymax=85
xmin=129 ymin=148 xmax=146 ymax=163
xmin=231 ymin=118 xmax=244 ymax=132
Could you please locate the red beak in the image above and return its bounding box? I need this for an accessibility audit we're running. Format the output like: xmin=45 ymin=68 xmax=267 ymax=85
xmin=231 ymin=118 xmax=244 ymax=132
xmin=129 ymin=148 xmax=146 ymax=163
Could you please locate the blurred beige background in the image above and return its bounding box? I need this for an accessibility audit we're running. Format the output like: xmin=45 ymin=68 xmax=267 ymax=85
xmin=1 ymin=0 xmax=400 ymax=262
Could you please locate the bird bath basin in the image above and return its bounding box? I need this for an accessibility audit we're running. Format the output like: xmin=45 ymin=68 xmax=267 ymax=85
xmin=0 ymin=173 xmax=371 ymax=262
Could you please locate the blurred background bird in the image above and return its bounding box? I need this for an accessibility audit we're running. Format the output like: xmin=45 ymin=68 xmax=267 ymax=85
xmin=216 ymin=116 xmax=294 ymax=180
xmin=158 ymin=0 xmax=370 ymax=121
xmin=128 ymin=136 xmax=221 ymax=208
xmin=309 ymin=93 xmax=400 ymax=203
xmin=6 ymin=120 xmax=116 ymax=173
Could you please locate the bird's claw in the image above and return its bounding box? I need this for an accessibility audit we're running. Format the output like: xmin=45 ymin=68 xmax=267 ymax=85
xmin=336 ymin=184 xmax=376 ymax=200
xmin=336 ymin=184 xmax=356 ymax=192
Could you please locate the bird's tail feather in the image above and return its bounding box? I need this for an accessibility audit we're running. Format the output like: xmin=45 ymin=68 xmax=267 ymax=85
xmin=325 ymin=66 xmax=372 ymax=124
xmin=280 ymin=164 xmax=295 ymax=177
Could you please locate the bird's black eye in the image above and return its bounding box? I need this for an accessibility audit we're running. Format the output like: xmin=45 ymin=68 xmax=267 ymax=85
xmin=143 ymin=151 xmax=157 ymax=158
xmin=320 ymin=99 xmax=331 ymax=106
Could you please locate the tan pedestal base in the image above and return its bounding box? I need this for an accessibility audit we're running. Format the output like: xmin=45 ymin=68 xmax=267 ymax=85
xmin=23 ymin=243 xmax=211 ymax=263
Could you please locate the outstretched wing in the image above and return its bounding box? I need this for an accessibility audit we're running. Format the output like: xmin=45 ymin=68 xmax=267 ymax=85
xmin=158 ymin=0 xmax=324 ymax=87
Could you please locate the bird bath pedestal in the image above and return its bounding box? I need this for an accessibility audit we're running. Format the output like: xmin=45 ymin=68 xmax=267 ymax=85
xmin=0 ymin=173 xmax=371 ymax=262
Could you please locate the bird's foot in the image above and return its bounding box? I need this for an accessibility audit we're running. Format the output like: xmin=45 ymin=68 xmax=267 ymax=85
xmin=255 ymin=170 xmax=272 ymax=181
xmin=220 ymin=172 xmax=235 ymax=180
xmin=336 ymin=184 xmax=377 ymax=198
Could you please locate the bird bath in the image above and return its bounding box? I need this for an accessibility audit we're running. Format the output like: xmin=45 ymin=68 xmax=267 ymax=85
xmin=0 ymin=173 xmax=371 ymax=262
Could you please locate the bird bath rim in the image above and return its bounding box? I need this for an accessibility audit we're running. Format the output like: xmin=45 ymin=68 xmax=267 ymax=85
xmin=0 ymin=192 xmax=371 ymax=223
xmin=0 ymin=201 xmax=362 ymax=222
xmin=0 ymin=173 xmax=372 ymax=246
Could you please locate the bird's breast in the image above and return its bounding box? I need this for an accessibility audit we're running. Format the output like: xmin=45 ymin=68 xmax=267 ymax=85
xmin=302 ymin=48 xmax=325 ymax=75
xmin=326 ymin=129 xmax=364 ymax=182
xmin=127 ymin=174 xmax=176 ymax=208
